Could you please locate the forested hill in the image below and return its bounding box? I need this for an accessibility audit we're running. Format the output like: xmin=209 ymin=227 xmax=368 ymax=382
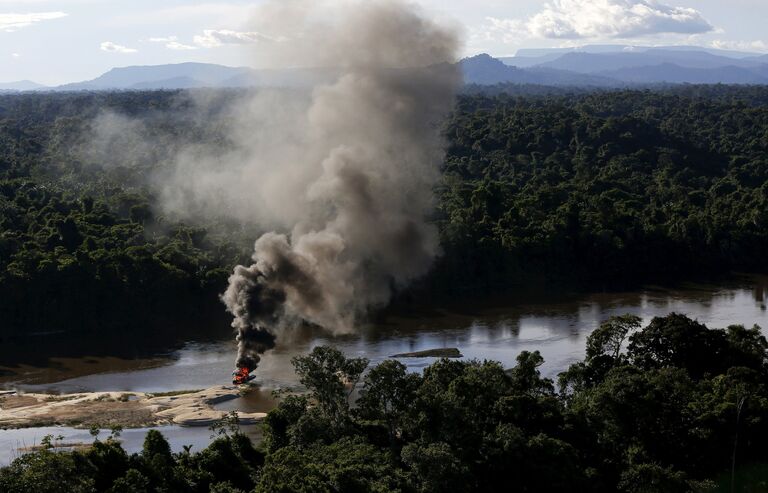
xmin=1 ymin=86 xmax=767 ymax=337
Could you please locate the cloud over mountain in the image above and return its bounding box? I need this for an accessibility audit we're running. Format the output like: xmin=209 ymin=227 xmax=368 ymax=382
xmin=482 ymin=0 xmax=714 ymax=45
xmin=528 ymin=0 xmax=714 ymax=39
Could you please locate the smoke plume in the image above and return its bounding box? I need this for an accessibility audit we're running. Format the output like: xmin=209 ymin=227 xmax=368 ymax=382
xmin=202 ymin=0 xmax=461 ymax=370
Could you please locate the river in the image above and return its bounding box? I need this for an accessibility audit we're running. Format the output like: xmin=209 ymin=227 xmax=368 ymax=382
xmin=1 ymin=274 xmax=767 ymax=464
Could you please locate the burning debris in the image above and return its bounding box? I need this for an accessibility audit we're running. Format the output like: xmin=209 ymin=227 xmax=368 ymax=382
xmin=232 ymin=367 xmax=255 ymax=386
xmin=217 ymin=0 xmax=460 ymax=376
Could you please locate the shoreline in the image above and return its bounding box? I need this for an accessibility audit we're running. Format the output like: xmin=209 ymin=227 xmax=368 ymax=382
xmin=0 ymin=386 xmax=269 ymax=429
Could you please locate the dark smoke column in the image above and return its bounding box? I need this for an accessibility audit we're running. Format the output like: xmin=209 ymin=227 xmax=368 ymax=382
xmin=221 ymin=0 xmax=461 ymax=373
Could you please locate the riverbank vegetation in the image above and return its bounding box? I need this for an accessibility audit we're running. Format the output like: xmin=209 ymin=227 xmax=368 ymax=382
xmin=2 ymin=313 xmax=767 ymax=492
xmin=1 ymin=86 xmax=768 ymax=337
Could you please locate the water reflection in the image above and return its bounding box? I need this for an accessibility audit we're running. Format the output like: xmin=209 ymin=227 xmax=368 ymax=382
xmin=2 ymin=274 xmax=767 ymax=393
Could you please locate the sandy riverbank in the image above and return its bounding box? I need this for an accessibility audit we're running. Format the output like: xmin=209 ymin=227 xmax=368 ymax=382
xmin=0 ymin=386 xmax=268 ymax=429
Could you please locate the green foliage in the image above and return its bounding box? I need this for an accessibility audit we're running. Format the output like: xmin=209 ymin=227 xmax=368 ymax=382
xmin=262 ymin=395 xmax=310 ymax=453
xmin=4 ymin=317 xmax=768 ymax=491
xmin=4 ymin=86 xmax=768 ymax=489
xmin=3 ymin=87 xmax=768 ymax=336
xmin=586 ymin=314 xmax=641 ymax=362
xmin=401 ymin=440 xmax=470 ymax=492
xmin=0 ymin=92 xmax=250 ymax=338
xmin=355 ymin=359 xmax=420 ymax=450
xmin=0 ymin=448 xmax=95 ymax=493
xmin=433 ymin=88 xmax=768 ymax=291
xmin=255 ymin=437 xmax=405 ymax=493
xmin=291 ymin=346 xmax=369 ymax=434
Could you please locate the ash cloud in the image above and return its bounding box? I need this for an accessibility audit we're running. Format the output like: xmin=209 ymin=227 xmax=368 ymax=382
xmin=215 ymin=0 xmax=461 ymax=370
xmin=85 ymin=0 xmax=462 ymax=371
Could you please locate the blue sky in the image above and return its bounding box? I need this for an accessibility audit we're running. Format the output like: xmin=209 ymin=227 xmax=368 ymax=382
xmin=2 ymin=0 xmax=767 ymax=85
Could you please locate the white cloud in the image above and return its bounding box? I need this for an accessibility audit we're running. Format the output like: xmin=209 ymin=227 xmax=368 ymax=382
xmin=148 ymin=36 xmax=197 ymax=50
xmin=0 ymin=11 xmax=66 ymax=32
xmin=528 ymin=0 xmax=713 ymax=39
xmin=166 ymin=41 xmax=197 ymax=50
xmin=11 ymin=52 xmax=20 ymax=58
xmin=480 ymin=17 xmax=527 ymax=45
xmin=710 ymin=39 xmax=768 ymax=53
xmin=100 ymin=41 xmax=137 ymax=54
xmin=482 ymin=0 xmax=713 ymax=44
xmin=193 ymin=29 xmax=277 ymax=48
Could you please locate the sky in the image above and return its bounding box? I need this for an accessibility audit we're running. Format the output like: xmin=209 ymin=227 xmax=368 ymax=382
xmin=2 ymin=0 xmax=767 ymax=85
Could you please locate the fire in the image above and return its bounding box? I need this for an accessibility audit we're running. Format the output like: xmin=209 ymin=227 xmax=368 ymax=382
xmin=232 ymin=367 xmax=252 ymax=385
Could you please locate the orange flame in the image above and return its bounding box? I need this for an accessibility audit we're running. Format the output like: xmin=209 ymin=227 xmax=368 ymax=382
xmin=232 ymin=367 xmax=251 ymax=385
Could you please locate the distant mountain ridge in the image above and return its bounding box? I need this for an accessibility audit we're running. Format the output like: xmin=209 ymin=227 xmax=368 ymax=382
xmin=498 ymin=46 xmax=768 ymax=87
xmin=0 ymin=80 xmax=48 ymax=92
xmin=3 ymin=46 xmax=768 ymax=93
xmin=535 ymin=50 xmax=766 ymax=73
xmin=598 ymin=63 xmax=768 ymax=85
xmin=514 ymin=44 xmax=761 ymax=59
xmin=460 ymin=54 xmax=621 ymax=87
xmin=56 ymin=62 xmax=253 ymax=91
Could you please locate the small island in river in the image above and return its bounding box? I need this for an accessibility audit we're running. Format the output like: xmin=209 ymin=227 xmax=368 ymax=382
xmin=391 ymin=348 xmax=463 ymax=358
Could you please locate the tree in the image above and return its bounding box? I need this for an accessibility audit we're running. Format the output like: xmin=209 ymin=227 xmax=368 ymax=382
xmin=628 ymin=313 xmax=731 ymax=379
xmin=255 ymin=437 xmax=405 ymax=493
xmin=617 ymin=463 xmax=692 ymax=493
xmin=586 ymin=315 xmax=642 ymax=362
xmin=401 ymin=440 xmax=470 ymax=493
xmin=355 ymin=359 xmax=421 ymax=451
xmin=0 ymin=448 xmax=95 ymax=493
xmin=291 ymin=346 xmax=369 ymax=430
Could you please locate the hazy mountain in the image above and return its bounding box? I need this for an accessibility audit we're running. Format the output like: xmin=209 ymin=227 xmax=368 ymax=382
xmin=460 ymin=54 xmax=529 ymax=84
xmin=598 ymin=63 xmax=768 ymax=85
xmin=536 ymin=50 xmax=763 ymax=74
xmin=515 ymin=45 xmax=628 ymax=57
xmin=498 ymin=54 xmax=564 ymax=68
xmin=50 ymin=62 xmax=343 ymax=91
xmin=523 ymin=67 xmax=622 ymax=87
xmin=56 ymin=62 xmax=252 ymax=91
xmin=460 ymin=54 xmax=620 ymax=87
xmin=221 ymin=67 xmax=339 ymax=88
xmin=129 ymin=76 xmax=208 ymax=90
xmin=6 ymin=50 xmax=768 ymax=94
xmin=0 ymin=80 xmax=47 ymax=92
xmin=515 ymin=44 xmax=760 ymax=59
xmin=502 ymin=45 xmax=766 ymax=78
xmin=503 ymin=46 xmax=638 ymax=68
xmin=749 ymin=65 xmax=768 ymax=78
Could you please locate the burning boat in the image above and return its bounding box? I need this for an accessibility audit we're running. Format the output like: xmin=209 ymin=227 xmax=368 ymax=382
xmin=232 ymin=367 xmax=255 ymax=385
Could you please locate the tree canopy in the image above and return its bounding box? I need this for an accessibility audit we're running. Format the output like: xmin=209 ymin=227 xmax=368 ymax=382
xmin=2 ymin=86 xmax=768 ymax=336
xmin=4 ymin=313 xmax=768 ymax=492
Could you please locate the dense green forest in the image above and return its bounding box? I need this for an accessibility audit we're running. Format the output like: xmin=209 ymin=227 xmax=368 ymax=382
xmin=1 ymin=86 xmax=768 ymax=337
xmin=3 ymin=313 xmax=768 ymax=492
xmin=434 ymin=85 xmax=768 ymax=291
xmin=0 ymin=91 xmax=248 ymax=338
